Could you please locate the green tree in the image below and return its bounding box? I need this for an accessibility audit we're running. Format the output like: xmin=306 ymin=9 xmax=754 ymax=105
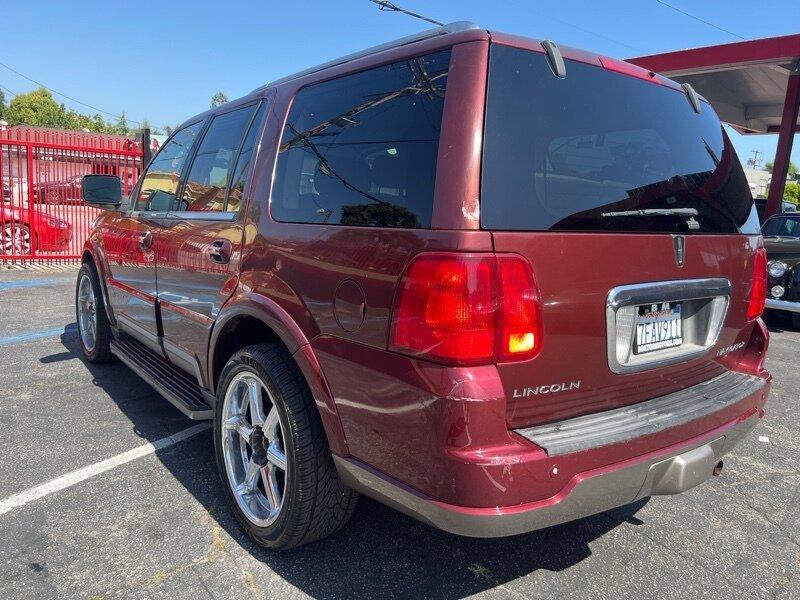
xmin=0 ymin=88 xmax=6 ymax=121
xmin=4 ymin=87 xmax=121 ymax=134
xmin=784 ymin=183 xmax=800 ymax=206
xmin=210 ymin=92 xmax=228 ymax=108
xmin=765 ymin=160 xmax=798 ymax=176
xmin=6 ymin=88 xmax=67 ymax=128
xmin=112 ymin=111 xmax=130 ymax=135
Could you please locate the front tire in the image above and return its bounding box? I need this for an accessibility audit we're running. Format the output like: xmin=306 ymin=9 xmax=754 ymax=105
xmin=75 ymin=262 xmax=113 ymax=362
xmin=791 ymin=313 xmax=800 ymax=331
xmin=214 ymin=343 xmax=358 ymax=550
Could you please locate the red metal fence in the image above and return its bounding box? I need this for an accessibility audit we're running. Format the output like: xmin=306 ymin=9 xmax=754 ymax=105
xmin=0 ymin=126 xmax=144 ymax=266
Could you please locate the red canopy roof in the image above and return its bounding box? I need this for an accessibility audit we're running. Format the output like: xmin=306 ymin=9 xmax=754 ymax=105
xmin=629 ymin=33 xmax=800 ymax=135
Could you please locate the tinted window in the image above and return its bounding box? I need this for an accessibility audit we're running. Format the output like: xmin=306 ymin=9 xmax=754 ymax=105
xmin=179 ymin=105 xmax=256 ymax=212
xmin=481 ymin=45 xmax=756 ymax=234
xmin=226 ymin=103 xmax=266 ymax=213
xmin=762 ymin=216 xmax=800 ymax=237
xmin=137 ymin=122 xmax=203 ymax=211
xmin=271 ymin=50 xmax=451 ymax=228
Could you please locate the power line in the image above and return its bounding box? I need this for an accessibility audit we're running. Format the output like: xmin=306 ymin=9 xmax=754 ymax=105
xmin=533 ymin=13 xmax=645 ymax=53
xmin=654 ymin=1 xmax=746 ymax=41
xmin=0 ymin=83 xmax=17 ymax=99
xmin=368 ymin=0 xmax=444 ymax=26
xmin=0 ymin=59 xmax=144 ymax=126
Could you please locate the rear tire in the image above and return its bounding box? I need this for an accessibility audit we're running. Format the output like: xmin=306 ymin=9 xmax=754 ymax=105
xmin=75 ymin=262 xmax=113 ymax=363
xmin=214 ymin=343 xmax=358 ymax=550
xmin=791 ymin=313 xmax=800 ymax=331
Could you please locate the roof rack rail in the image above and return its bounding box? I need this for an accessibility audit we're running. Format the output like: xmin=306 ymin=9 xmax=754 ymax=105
xmin=253 ymin=21 xmax=481 ymax=92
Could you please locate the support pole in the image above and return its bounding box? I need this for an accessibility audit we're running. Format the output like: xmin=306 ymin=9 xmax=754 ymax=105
xmin=765 ymin=62 xmax=800 ymax=219
xmin=141 ymin=128 xmax=152 ymax=167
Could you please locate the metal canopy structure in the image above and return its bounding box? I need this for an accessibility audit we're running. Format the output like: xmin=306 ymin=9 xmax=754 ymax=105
xmin=629 ymin=33 xmax=800 ymax=218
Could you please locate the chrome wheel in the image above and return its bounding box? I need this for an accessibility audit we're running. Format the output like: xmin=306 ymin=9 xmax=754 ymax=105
xmin=77 ymin=273 xmax=97 ymax=351
xmin=3 ymin=223 xmax=30 ymax=255
xmin=221 ymin=372 xmax=288 ymax=527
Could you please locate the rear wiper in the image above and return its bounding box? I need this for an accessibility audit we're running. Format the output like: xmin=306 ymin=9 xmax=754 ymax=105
xmin=601 ymin=208 xmax=699 ymax=218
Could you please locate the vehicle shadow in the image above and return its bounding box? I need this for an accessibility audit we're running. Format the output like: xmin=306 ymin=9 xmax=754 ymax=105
xmin=53 ymin=324 xmax=649 ymax=599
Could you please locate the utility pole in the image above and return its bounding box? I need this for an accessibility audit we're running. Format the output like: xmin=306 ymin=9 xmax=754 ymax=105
xmin=747 ymin=149 xmax=763 ymax=169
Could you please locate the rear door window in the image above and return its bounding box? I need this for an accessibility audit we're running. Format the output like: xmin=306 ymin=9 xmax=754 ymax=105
xmin=481 ymin=44 xmax=757 ymax=234
xmin=226 ymin=103 xmax=267 ymax=213
xmin=179 ymin=105 xmax=257 ymax=212
xmin=271 ymin=49 xmax=451 ymax=228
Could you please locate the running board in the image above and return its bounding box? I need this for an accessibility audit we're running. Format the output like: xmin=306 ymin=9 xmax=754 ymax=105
xmin=110 ymin=337 xmax=213 ymax=420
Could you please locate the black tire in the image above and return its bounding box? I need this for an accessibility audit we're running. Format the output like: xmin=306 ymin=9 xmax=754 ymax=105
xmin=791 ymin=313 xmax=800 ymax=331
xmin=214 ymin=343 xmax=358 ymax=550
xmin=75 ymin=261 xmax=113 ymax=363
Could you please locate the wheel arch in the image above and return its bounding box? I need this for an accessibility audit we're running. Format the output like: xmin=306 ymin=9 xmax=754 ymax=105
xmin=80 ymin=243 xmax=117 ymax=326
xmin=209 ymin=295 xmax=349 ymax=456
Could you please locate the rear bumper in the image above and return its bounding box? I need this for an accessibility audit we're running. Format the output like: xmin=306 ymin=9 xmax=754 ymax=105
xmin=766 ymin=298 xmax=800 ymax=314
xmin=335 ymin=410 xmax=762 ymax=538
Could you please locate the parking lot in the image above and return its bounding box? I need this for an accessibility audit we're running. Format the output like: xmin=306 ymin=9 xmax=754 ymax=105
xmin=0 ymin=269 xmax=797 ymax=600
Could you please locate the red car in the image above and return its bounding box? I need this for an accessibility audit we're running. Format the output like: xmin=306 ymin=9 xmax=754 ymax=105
xmin=77 ymin=22 xmax=770 ymax=550
xmin=1 ymin=204 xmax=72 ymax=255
xmin=32 ymin=174 xmax=85 ymax=205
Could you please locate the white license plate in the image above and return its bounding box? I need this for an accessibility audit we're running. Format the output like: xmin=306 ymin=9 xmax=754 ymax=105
xmin=634 ymin=302 xmax=683 ymax=355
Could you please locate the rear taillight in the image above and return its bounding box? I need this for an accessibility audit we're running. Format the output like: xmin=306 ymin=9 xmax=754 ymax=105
xmin=389 ymin=253 xmax=542 ymax=365
xmin=747 ymin=247 xmax=767 ymax=321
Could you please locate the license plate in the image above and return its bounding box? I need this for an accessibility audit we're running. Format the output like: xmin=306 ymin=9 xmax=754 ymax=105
xmin=634 ymin=301 xmax=683 ymax=355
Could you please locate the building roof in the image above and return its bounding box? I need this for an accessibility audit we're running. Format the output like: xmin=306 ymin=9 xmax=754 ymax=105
xmin=628 ymin=33 xmax=800 ymax=134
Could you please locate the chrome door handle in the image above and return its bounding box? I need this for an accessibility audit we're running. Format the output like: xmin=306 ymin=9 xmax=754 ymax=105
xmin=139 ymin=230 xmax=153 ymax=250
xmin=209 ymin=239 xmax=231 ymax=264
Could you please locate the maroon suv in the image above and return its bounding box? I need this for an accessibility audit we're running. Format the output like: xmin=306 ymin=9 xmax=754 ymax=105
xmin=77 ymin=22 xmax=771 ymax=550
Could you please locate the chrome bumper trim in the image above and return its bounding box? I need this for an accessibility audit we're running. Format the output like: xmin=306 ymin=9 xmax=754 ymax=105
xmin=334 ymin=414 xmax=760 ymax=538
xmin=766 ymin=298 xmax=800 ymax=314
xmin=514 ymin=371 xmax=765 ymax=456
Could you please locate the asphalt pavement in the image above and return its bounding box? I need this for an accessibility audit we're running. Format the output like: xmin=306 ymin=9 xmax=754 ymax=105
xmin=0 ymin=269 xmax=797 ymax=600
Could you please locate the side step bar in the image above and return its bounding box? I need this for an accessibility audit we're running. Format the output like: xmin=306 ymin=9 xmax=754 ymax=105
xmin=110 ymin=337 xmax=213 ymax=420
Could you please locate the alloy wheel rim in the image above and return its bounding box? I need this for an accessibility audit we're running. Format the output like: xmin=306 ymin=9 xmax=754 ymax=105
xmin=221 ymin=372 xmax=288 ymax=527
xmin=77 ymin=274 xmax=97 ymax=351
xmin=4 ymin=224 xmax=30 ymax=255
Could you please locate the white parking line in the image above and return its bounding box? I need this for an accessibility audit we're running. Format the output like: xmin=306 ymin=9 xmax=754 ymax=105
xmin=0 ymin=423 xmax=211 ymax=517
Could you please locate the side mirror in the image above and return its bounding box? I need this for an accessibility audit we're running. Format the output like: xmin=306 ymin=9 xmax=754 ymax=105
xmin=82 ymin=175 xmax=122 ymax=208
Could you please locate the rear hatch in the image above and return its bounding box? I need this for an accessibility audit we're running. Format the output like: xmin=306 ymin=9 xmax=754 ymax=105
xmin=481 ymin=43 xmax=761 ymax=428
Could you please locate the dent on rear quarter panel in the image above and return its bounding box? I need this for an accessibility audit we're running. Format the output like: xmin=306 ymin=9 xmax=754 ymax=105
xmin=229 ymin=36 xmax=495 ymax=462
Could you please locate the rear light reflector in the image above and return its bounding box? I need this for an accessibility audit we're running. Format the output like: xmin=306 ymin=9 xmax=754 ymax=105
xmin=389 ymin=253 xmax=542 ymax=365
xmin=747 ymin=247 xmax=767 ymax=321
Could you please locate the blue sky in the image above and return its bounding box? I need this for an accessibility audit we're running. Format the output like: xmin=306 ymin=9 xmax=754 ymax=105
xmin=1 ymin=0 xmax=797 ymax=165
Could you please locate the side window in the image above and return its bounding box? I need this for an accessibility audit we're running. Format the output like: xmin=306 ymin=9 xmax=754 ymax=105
xmin=272 ymin=49 xmax=451 ymax=228
xmin=179 ymin=105 xmax=257 ymax=212
xmin=226 ymin=103 xmax=267 ymax=213
xmin=137 ymin=122 xmax=203 ymax=211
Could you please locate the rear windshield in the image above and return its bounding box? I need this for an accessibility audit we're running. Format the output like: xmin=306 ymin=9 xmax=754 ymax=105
xmin=481 ymin=44 xmax=758 ymax=234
